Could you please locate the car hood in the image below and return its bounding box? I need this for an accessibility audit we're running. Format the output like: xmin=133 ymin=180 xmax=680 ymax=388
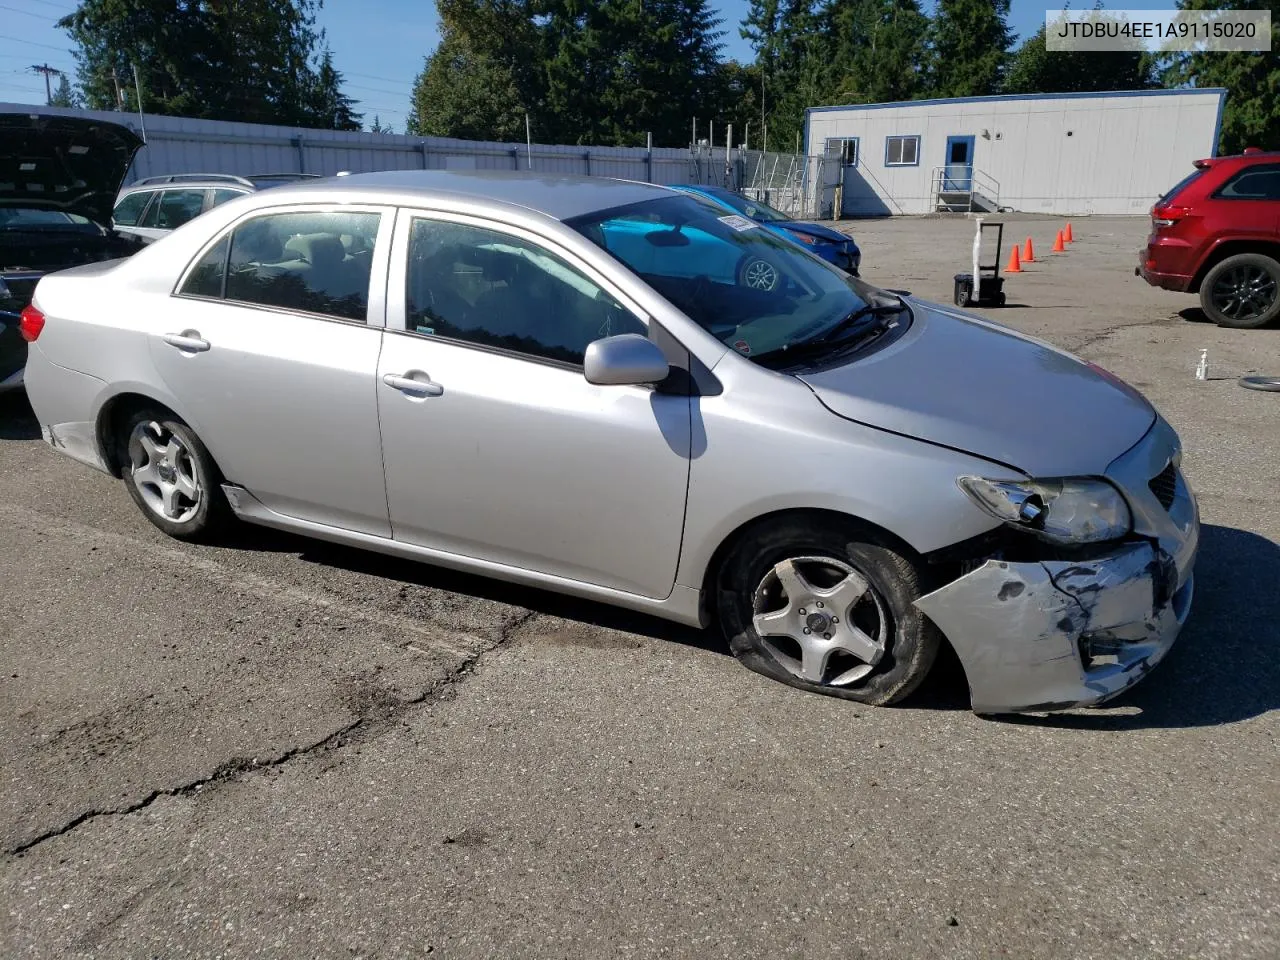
xmin=796 ymin=300 xmax=1155 ymax=476
xmin=777 ymin=220 xmax=855 ymax=246
xmin=0 ymin=112 xmax=143 ymax=227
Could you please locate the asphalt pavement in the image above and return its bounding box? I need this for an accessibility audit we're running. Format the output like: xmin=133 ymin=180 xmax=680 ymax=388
xmin=2 ymin=215 xmax=1277 ymax=959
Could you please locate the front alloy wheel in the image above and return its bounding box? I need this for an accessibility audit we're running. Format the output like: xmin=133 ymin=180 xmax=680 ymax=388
xmin=752 ymin=556 xmax=888 ymax=687
xmin=717 ymin=519 xmax=941 ymax=706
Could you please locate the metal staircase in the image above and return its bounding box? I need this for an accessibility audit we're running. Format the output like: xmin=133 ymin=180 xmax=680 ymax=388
xmin=932 ymin=166 xmax=1001 ymax=213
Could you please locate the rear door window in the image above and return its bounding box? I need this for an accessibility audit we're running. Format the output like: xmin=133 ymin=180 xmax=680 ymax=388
xmin=147 ymin=190 xmax=207 ymax=230
xmin=211 ymin=210 xmax=383 ymax=321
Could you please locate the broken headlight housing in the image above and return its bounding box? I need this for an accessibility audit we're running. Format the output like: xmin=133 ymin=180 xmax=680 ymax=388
xmin=956 ymin=476 xmax=1132 ymax=545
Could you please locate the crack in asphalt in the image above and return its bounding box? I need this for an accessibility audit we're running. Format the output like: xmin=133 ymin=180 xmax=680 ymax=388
xmin=6 ymin=609 xmax=542 ymax=859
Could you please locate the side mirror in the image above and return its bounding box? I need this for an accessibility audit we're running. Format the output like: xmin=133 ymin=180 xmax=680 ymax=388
xmin=583 ymin=333 xmax=669 ymax=386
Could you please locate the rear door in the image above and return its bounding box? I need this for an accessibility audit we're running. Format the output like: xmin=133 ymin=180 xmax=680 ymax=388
xmin=151 ymin=204 xmax=395 ymax=536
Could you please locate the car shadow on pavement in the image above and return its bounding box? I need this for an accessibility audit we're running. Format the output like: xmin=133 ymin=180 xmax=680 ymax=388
xmin=0 ymin=391 xmax=40 ymax=440
xmin=227 ymin=524 xmax=728 ymax=657
xmin=1004 ymin=524 xmax=1280 ymax=730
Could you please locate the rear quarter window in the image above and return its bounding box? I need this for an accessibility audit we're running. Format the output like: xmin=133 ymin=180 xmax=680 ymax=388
xmin=1215 ymin=165 xmax=1280 ymax=200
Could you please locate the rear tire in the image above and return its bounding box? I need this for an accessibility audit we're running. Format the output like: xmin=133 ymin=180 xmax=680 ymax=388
xmin=120 ymin=408 xmax=230 ymax=542
xmin=1199 ymin=253 xmax=1280 ymax=329
xmin=716 ymin=518 xmax=941 ymax=706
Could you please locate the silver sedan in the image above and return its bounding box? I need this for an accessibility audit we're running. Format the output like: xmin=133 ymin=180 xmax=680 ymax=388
xmin=20 ymin=171 xmax=1199 ymax=714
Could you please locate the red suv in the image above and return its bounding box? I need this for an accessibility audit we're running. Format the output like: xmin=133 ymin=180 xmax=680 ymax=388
xmin=1138 ymin=149 xmax=1280 ymax=328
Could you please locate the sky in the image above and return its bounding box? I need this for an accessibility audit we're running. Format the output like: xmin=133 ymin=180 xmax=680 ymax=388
xmin=1 ymin=0 xmax=1184 ymax=135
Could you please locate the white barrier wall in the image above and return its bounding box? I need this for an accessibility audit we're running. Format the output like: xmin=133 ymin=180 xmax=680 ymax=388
xmin=1 ymin=102 xmax=713 ymax=187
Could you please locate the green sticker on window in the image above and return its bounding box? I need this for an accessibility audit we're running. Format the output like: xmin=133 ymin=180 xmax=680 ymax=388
xmin=416 ymin=325 xmax=435 ymax=336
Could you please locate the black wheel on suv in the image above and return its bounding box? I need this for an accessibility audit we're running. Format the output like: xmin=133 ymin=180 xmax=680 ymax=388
xmin=1200 ymin=253 xmax=1280 ymax=329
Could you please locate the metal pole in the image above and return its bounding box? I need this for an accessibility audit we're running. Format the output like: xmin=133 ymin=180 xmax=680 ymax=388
xmin=525 ymin=114 xmax=533 ymax=170
xmin=131 ymin=62 xmax=147 ymax=143
xmin=725 ymin=123 xmax=732 ymax=188
xmin=744 ymin=120 xmax=749 ymax=152
xmin=646 ymin=131 xmax=653 ymax=183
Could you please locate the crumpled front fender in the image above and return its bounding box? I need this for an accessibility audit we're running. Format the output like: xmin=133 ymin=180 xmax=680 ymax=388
xmin=915 ymin=542 xmax=1192 ymax=714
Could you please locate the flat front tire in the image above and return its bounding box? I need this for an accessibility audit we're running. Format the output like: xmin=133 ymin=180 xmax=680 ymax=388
xmin=717 ymin=519 xmax=941 ymax=706
xmin=120 ymin=409 xmax=229 ymax=542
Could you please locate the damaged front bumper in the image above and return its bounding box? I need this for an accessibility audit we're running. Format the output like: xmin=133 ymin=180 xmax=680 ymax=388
xmin=915 ymin=416 xmax=1199 ymax=714
xmin=916 ymin=542 xmax=1194 ymax=714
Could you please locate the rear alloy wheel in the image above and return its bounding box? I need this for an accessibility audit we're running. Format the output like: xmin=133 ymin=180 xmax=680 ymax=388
xmin=737 ymin=255 xmax=781 ymax=292
xmin=717 ymin=520 xmax=941 ymax=705
xmin=122 ymin=410 xmax=229 ymax=541
xmin=1200 ymin=253 xmax=1280 ymax=329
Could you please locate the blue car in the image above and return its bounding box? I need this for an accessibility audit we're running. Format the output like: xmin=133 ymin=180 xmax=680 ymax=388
xmin=671 ymin=184 xmax=861 ymax=276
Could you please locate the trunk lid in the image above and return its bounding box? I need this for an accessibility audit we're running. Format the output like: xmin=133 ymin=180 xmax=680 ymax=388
xmin=0 ymin=111 xmax=143 ymax=227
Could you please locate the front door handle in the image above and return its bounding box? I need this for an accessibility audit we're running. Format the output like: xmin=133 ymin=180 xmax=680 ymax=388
xmin=161 ymin=331 xmax=210 ymax=353
xmin=383 ymin=371 xmax=444 ymax=397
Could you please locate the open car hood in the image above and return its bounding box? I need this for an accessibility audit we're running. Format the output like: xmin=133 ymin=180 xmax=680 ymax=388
xmin=0 ymin=112 xmax=143 ymax=227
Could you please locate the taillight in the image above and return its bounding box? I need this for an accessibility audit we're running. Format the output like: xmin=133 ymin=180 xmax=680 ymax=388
xmin=18 ymin=304 xmax=45 ymax=342
xmin=1152 ymin=206 xmax=1189 ymax=230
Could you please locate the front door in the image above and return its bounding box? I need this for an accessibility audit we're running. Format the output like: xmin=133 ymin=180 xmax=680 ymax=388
xmin=943 ymin=136 xmax=975 ymax=192
xmin=376 ymin=211 xmax=692 ymax=599
xmin=150 ymin=204 xmax=395 ymax=536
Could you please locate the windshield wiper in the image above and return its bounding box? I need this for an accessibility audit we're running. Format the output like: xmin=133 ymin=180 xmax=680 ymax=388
xmin=752 ymin=296 xmax=908 ymax=367
xmin=812 ymin=295 xmax=907 ymax=345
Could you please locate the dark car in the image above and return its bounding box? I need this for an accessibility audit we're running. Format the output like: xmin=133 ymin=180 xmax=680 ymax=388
xmin=1137 ymin=148 xmax=1280 ymax=328
xmin=671 ymin=184 xmax=862 ymax=275
xmin=1 ymin=112 xmax=146 ymax=390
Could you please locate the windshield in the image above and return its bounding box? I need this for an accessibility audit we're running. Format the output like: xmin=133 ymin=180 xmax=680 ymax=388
xmin=567 ymin=193 xmax=878 ymax=359
xmin=0 ymin=208 xmax=94 ymax=230
xmin=700 ymin=187 xmax=791 ymax=223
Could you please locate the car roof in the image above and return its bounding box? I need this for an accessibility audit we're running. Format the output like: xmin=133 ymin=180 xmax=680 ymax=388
xmin=252 ymin=170 xmax=679 ymax=222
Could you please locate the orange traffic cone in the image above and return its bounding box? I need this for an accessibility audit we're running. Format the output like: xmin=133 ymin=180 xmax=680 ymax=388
xmin=1005 ymin=244 xmax=1022 ymax=273
xmin=1052 ymin=230 xmax=1065 ymax=253
xmin=1023 ymin=237 xmax=1035 ymax=262
xmin=1064 ymin=222 xmax=1074 ymax=243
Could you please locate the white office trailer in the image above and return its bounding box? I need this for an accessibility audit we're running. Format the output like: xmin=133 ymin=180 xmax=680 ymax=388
xmin=804 ymin=88 xmax=1226 ymax=217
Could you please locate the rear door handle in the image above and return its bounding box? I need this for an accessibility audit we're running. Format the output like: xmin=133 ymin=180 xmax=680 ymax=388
xmin=161 ymin=331 xmax=210 ymax=353
xmin=383 ymin=371 xmax=444 ymax=397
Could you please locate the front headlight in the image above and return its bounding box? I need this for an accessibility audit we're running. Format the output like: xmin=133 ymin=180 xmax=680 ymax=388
xmin=957 ymin=476 xmax=1132 ymax=544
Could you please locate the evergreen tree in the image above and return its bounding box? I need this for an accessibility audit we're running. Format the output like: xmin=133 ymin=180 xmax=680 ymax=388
xmin=303 ymin=50 xmax=363 ymax=130
xmin=742 ymin=0 xmax=825 ymax=151
xmin=826 ymin=0 xmax=929 ymax=105
xmin=1005 ymin=5 xmax=1156 ymax=94
xmin=57 ymin=0 xmax=358 ymax=128
xmin=49 ymin=72 xmax=78 ymax=108
xmin=407 ymin=0 xmax=539 ymax=141
xmin=927 ymin=0 xmax=1013 ymax=97
xmin=1161 ymin=0 xmax=1280 ymax=154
